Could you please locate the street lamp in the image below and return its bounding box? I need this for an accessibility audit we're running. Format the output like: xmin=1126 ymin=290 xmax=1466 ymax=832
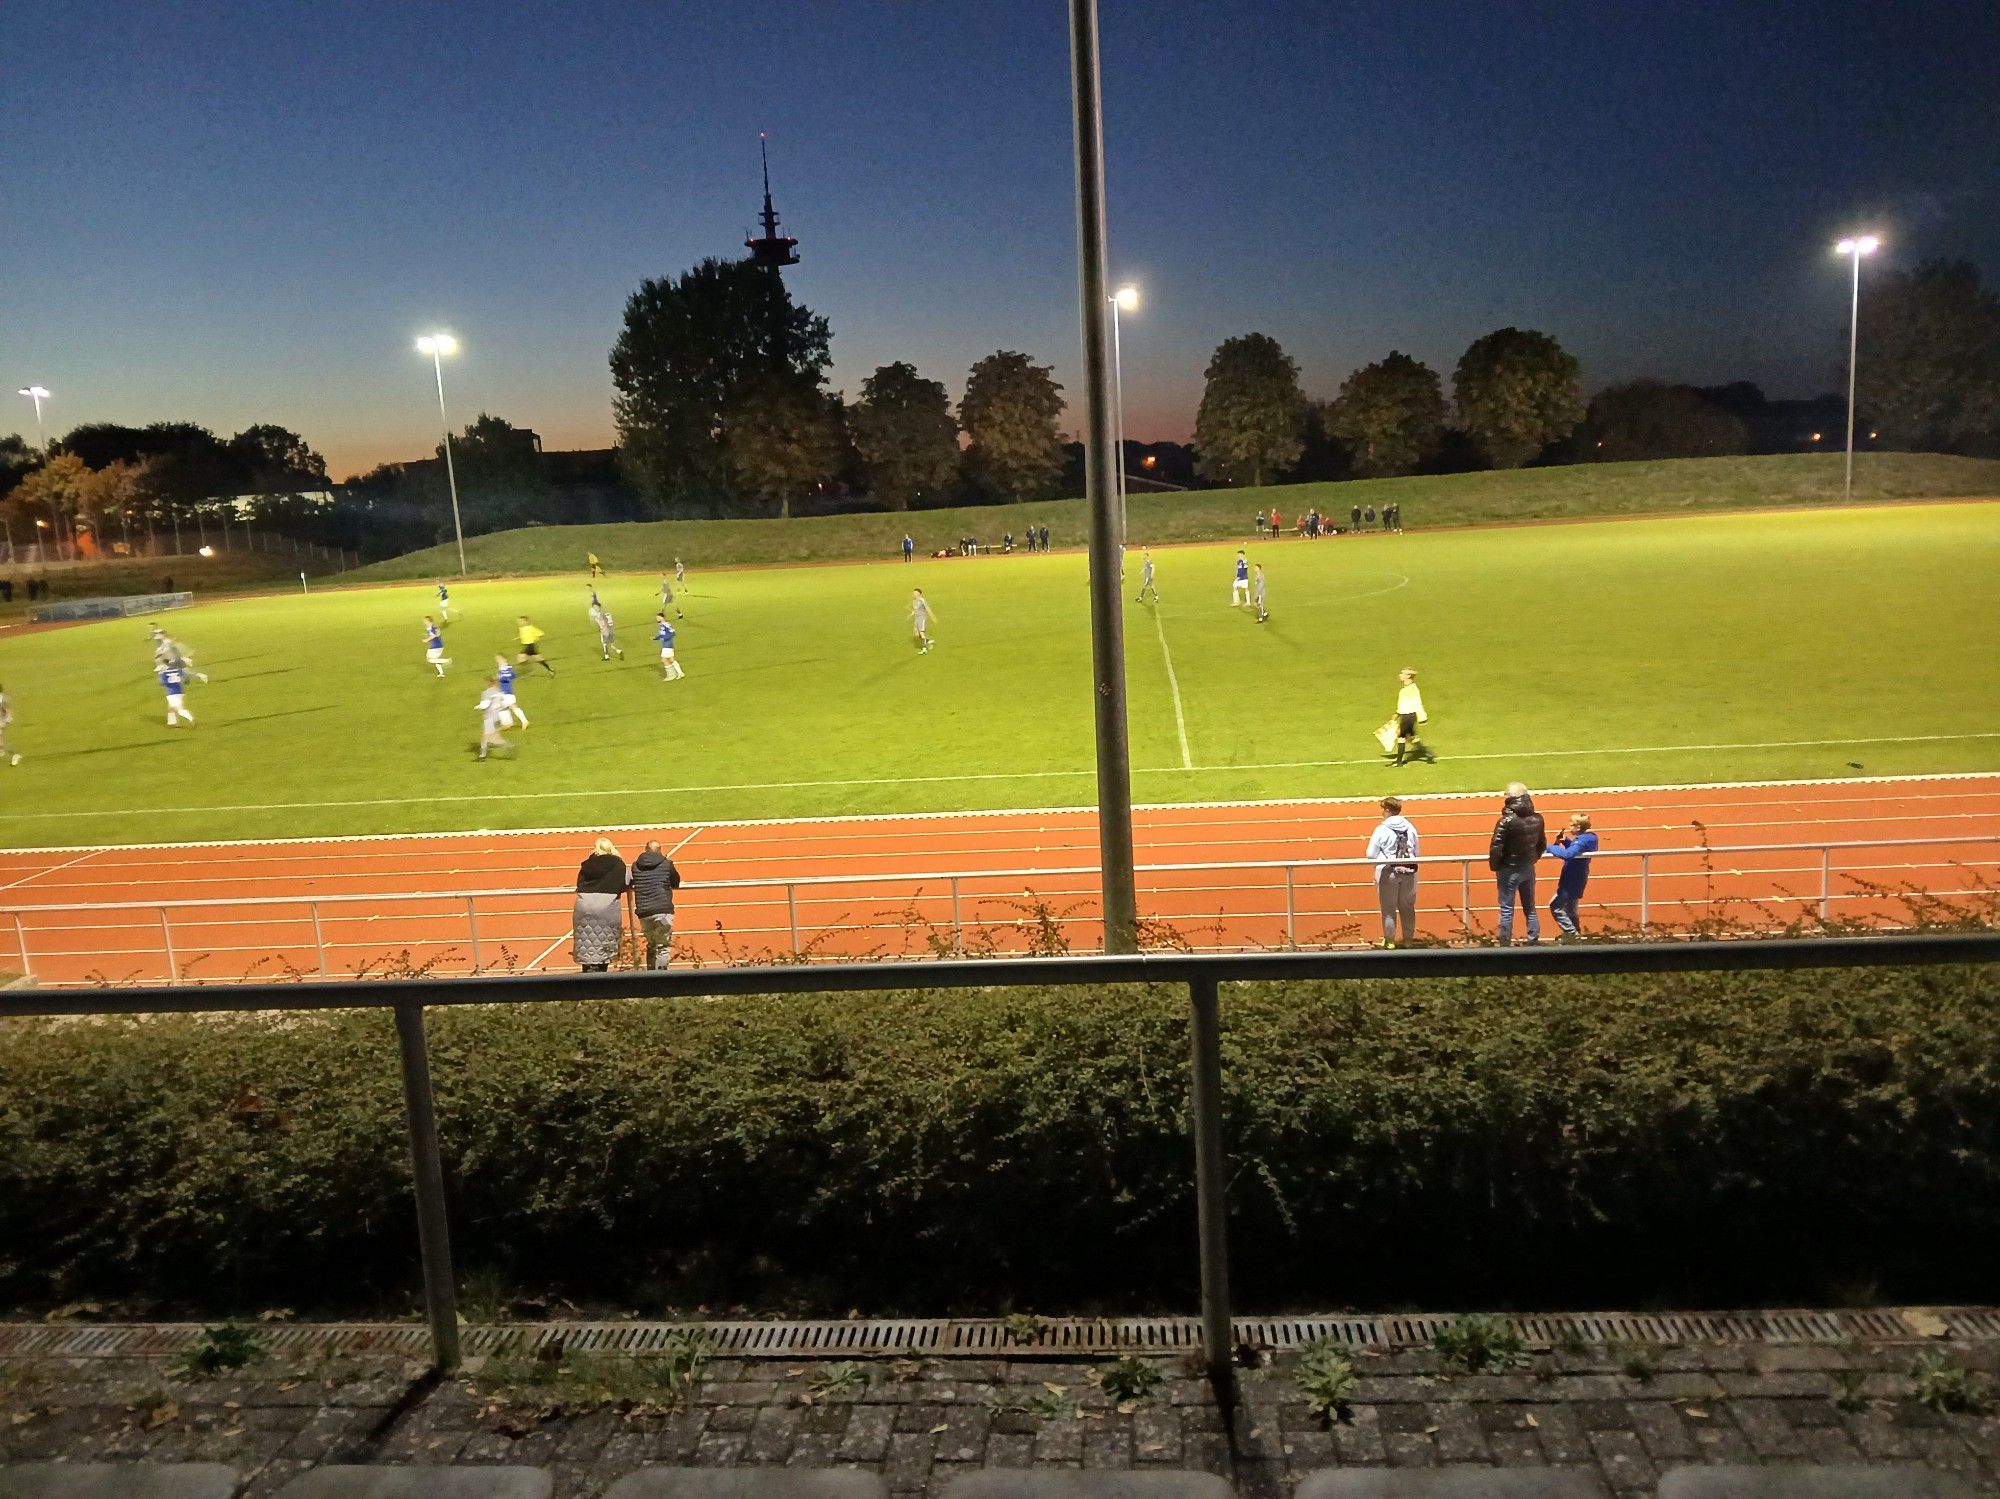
xmin=1833 ymin=234 xmax=1880 ymax=503
xmin=16 ymin=386 xmax=49 ymax=452
xmin=416 ymin=333 xmax=467 ymax=576
xmin=1108 ymin=285 xmax=1139 ymax=543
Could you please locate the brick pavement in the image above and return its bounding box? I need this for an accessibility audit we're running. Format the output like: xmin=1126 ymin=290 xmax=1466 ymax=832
xmin=3 ymin=1333 xmax=1997 ymax=1496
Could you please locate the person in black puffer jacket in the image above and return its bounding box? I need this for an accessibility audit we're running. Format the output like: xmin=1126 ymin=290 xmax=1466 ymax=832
xmin=1487 ymin=782 xmax=1547 ymax=946
xmin=629 ymin=840 xmax=683 ymax=969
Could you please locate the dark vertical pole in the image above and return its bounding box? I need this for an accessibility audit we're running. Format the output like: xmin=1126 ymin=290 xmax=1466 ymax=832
xmin=1067 ymin=0 xmax=1138 ymax=953
xmin=1187 ymin=975 xmax=1234 ymax=1389
xmin=394 ymin=1001 xmax=461 ymax=1370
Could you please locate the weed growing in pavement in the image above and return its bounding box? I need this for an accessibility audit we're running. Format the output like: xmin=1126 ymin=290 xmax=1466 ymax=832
xmin=1097 ymin=1355 xmax=1163 ymax=1404
xmin=1613 ymin=1341 xmax=1659 ymax=1383
xmin=478 ymin=1331 xmax=711 ymax=1416
xmin=1833 ymin=1369 xmax=1870 ymax=1413
xmin=807 ymin=1361 xmax=871 ymax=1400
xmin=171 ymin=1323 xmax=267 ymax=1380
xmin=1910 ymin=1351 xmax=1990 ymax=1415
xmin=1003 ymin=1312 xmax=1044 ymax=1345
xmin=1296 ymin=1339 xmax=1358 ymax=1424
xmin=1434 ymin=1314 xmax=1525 ymax=1374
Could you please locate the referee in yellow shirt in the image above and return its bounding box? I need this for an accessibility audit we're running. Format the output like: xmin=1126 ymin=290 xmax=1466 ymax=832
xmin=1391 ymin=668 xmax=1434 ymax=765
xmin=516 ymin=616 xmax=557 ymax=676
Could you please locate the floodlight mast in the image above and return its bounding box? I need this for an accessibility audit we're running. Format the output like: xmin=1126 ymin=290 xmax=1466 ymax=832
xmin=1833 ymin=235 xmax=1879 ymax=504
xmin=416 ymin=334 xmax=467 ymax=577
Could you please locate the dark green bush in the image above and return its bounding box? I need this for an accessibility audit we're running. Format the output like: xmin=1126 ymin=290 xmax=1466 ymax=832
xmin=1 ymin=966 xmax=1995 ymax=1315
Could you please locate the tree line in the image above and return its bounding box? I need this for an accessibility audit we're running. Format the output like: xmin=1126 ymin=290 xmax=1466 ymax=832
xmin=6 ymin=255 xmax=1997 ymax=550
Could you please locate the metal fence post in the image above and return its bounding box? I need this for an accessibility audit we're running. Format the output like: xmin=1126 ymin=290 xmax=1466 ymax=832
xmin=1460 ymin=859 xmax=1473 ymax=939
xmin=310 ymin=901 xmax=328 ymax=978
xmin=1819 ymin=846 xmax=1833 ymax=921
xmin=11 ymin=913 xmax=30 ymax=982
xmin=1639 ymin=855 xmax=1651 ymax=935
xmin=464 ymin=897 xmax=482 ymax=973
xmin=1283 ymin=865 xmax=1296 ymax=947
xmin=950 ymin=877 xmax=963 ymax=948
xmin=1186 ymin=974 xmax=1234 ymax=1389
xmin=159 ymin=908 xmax=178 ymax=983
xmin=786 ymin=883 xmax=800 ymax=957
xmin=392 ymin=1000 xmax=461 ymax=1371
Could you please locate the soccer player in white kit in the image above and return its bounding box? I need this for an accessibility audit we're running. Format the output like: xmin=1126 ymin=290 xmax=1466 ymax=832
xmin=0 ymin=685 xmax=19 ymax=764
xmin=597 ymin=606 xmax=624 ymax=661
xmin=910 ymin=589 xmax=937 ymax=652
xmin=1230 ymin=551 xmax=1251 ymax=607
xmin=1135 ymin=550 xmax=1158 ymax=604
xmin=1253 ymin=564 xmax=1268 ymax=623
xmin=423 ymin=616 xmax=451 ymax=675
xmin=660 ymin=573 xmax=683 ymax=619
xmin=476 ymin=677 xmax=511 ymax=760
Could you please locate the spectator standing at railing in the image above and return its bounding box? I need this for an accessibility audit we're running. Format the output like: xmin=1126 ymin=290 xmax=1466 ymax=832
xmin=573 ymin=837 xmax=628 ymax=972
xmin=1489 ymin=782 xmax=1548 ymax=945
xmin=629 ymin=840 xmax=684 ymax=969
xmin=1545 ymin=814 xmax=1598 ymax=938
xmin=1366 ymin=796 xmax=1421 ymax=946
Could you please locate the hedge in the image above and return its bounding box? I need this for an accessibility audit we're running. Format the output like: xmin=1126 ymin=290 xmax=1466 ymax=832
xmin=2 ymin=965 xmax=1996 ymax=1316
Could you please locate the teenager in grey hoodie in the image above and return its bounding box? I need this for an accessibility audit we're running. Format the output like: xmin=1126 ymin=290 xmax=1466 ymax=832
xmin=1365 ymin=796 xmax=1421 ymax=947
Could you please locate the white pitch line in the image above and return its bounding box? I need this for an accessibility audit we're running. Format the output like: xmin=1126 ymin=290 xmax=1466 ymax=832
xmin=1151 ymin=607 xmax=1193 ymax=771
xmin=1 ymin=729 xmax=1995 ymax=827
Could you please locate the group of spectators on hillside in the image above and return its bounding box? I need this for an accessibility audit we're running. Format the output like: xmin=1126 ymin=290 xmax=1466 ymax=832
xmin=1256 ymin=502 xmax=1404 ymax=538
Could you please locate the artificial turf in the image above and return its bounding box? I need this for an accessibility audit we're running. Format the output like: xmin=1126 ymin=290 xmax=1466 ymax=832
xmin=0 ymin=500 xmax=1995 ymax=847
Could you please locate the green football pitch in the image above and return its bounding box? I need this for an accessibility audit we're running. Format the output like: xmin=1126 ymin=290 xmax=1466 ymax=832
xmin=1 ymin=501 xmax=1995 ymax=847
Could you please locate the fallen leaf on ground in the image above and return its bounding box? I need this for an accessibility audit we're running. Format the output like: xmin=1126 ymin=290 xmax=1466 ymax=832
xmin=1043 ymin=1382 xmax=1067 ymax=1395
xmin=1685 ymin=1407 xmax=1709 ymax=1420
xmin=930 ymin=1423 xmax=949 ymax=1434
xmin=1524 ymin=1414 xmax=1539 ymax=1428
xmin=1903 ymin=1309 xmax=1950 ymax=1339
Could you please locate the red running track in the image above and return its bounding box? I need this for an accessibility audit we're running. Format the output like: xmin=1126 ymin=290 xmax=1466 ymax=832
xmin=1 ymin=775 xmax=1996 ymax=986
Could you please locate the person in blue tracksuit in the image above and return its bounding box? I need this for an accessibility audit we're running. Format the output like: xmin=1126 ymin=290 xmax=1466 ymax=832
xmin=1545 ymin=814 xmax=1599 ymax=938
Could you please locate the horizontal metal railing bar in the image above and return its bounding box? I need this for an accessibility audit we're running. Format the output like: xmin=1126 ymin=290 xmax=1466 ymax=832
xmin=5 ymin=932 xmax=1997 ymax=1019
xmin=6 ymin=834 xmax=1996 ymax=915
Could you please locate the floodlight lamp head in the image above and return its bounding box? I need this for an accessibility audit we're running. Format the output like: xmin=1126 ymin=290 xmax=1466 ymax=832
xmin=1113 ymin=286 xmax=1140 ymax=311
xmin=1856 ymin=235 xmax=1880 ymax=255
xmin=417 ymin=333 xmax=458 ymax=357
xmin=18 ymin=385 xmax=49 ymax=399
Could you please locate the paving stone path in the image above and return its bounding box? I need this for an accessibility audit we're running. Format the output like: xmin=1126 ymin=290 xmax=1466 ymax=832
xmin=3 ymin=1332 xmax=1997 ymax=1497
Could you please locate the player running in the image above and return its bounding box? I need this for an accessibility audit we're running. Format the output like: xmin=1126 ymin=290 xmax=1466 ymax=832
xmin=597 ymin=605 xmax=625 ymax=660
xmin=655 ymin=614 xmax=685 ymax=680
xmin=516 ymin=616 xmax=556 ymax=676
xmin=659 ymin=572 xmax=683 ymax=619
xmin=475 ymin=677 xmax=512 ymax=760
xmin=910 ymin=588 xmax=936 ymax=652
xmin=160 ymin=661 xmax=195 ymax=726
xmin=0 ymin=685 xmax=19 ymax=765
xmin=674 ymin=557 xmax=686 ymax=587
xmin=150 ymin=626 xmax=209 ymax=682
xmin=587 ymin=551 xmax=604 ymax=579
xmin=1253 ymin=563 xmax=1268 ymax=623
xmin=1135 ymin=550 xmax=1159 ymax=605
xmin=493 ymin=654 xmax=528 ymax=727
xmin=423 ymin=616 xmax=451 ymax=675
xmin=436 ymin=580 xmax=452 ymax=622
xmin=1231 ymin=551 xmax=1251 ymax=607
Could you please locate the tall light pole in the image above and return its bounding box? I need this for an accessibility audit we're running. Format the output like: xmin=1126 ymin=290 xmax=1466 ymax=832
xmin=1833 ymin=235 xmax=1879 ymax=503
xmin=415 ymin=334 xmax=467 ymax=576
xmin=16 ymin=386 xmax=49 ymax=452
xmin=1109 ymin=285 xmax=1138 ymax=546
xmin=1066 ymin=0 xmax=1138 ymax=955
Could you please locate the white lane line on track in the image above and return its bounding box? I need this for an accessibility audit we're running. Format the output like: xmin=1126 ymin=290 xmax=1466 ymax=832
xmin=0 ymin=729 xmax=1994 ymax=827
xmin=1 ymin=848 xmax=102 ymax=891
xmin=4 ymin=770 xmax=1998 ymax=856
xmin=1151 ymin=607 xmax=1194 ymax=771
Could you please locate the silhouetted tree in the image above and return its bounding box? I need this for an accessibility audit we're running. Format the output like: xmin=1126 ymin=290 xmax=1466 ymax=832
xmin=960 ymin=351 xmax=1065 ymax=502
xmin=722 ymin=380 xmax=845 ymax=519
xmin=1453 ymin=328 xmax=1585 ymax=468
xmin=1194 ymin=333 xmax=1304 ymax=486
xmin=1854 ymin=260 xmax=2000 ymax=454
xmin=443 ymin=414 xmax=548 ymax=531
xmin=611 ymin=257 xmax=832 ymax=516
xmin=1328 ymin=352 xmax=1446 ymax=477
xmin=1584 ymin=381 xmax=1749 ymax=461
xmin=852 ymin=362 xmax=960 ymax=510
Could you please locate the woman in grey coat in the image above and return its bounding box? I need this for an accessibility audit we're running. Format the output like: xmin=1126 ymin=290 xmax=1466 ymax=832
xmin=572 ymin=836 xmax=627 ymax=971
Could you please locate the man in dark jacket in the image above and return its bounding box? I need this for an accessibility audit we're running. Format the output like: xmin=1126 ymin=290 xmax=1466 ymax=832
xmin=1487 ymin=782 xmax=1547 ymax=945
xmin=629 ymin=840 xmax=683 ymax=969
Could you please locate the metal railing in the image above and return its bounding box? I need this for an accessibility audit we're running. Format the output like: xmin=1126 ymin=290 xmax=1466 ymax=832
xmin=6 ymin=834 xmax=1996 ymax=986
xmin=4 ymin=934 xmax=1997 ymax=1388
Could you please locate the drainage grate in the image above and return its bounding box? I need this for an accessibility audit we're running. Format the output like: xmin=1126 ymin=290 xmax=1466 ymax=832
xmin=1 ymin=1307 xmax=1990 ymax=1362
